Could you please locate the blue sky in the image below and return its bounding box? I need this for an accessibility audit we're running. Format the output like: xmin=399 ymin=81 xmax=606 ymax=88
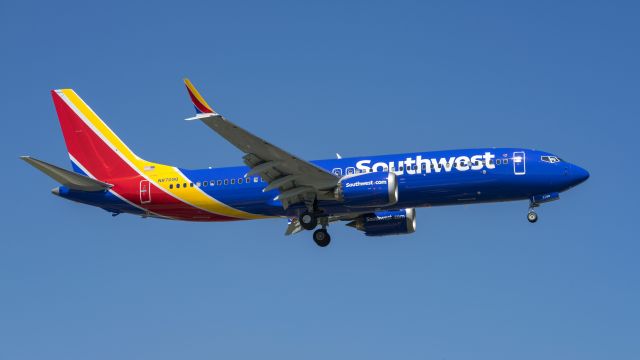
xmin=1 ymin=1 xmax=638 ymax=359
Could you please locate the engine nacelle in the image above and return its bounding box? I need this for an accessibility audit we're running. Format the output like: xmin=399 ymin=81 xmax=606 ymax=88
xmin=334 ymin=172 xmax=398 ymax=208
xmin=347 ymin=208 xmax=417 ymax=236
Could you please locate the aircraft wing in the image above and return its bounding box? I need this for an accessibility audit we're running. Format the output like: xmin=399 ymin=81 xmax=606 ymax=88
xmin=21 ymin=156 xmax=113 ymax=191
xmin=184 ymin=79 xmax=339 ymax=209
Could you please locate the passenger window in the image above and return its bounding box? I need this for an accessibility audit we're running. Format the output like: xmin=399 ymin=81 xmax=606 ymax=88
xmin=238 ymin=178 xmax=243 ymax=184
xmin=196 ymin=182 xmax=201 ymax=187
xmin=224 ymin=179 xmax=228 ymax=185
xmin=231 ymin=179 xmax=235 ymax=184
xmin=169 ymin=184 xmax=173 ymax=189
xmin=203 ymin=181 xmax=208 ymax=187
xmin=254 ymin=177 xmax=259 ymax=183
xmin=497 ymin=159 xmax=502 ymax=165
xmin=190 ymin=183 xmax=194 ymax=187
xmin=176 ymin=183 xmax=180 ymax=188
xmin=217 ymin=180 xmax=222 ymax=186
xmin=503 ymin=159 xmax=508 ymax=164
xmin=183 ymin=183 xmax=187 ymax=188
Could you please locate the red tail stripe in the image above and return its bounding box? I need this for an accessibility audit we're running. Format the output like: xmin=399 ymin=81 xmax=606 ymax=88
xmin=52 ymin=91 xmax=237 ymax=221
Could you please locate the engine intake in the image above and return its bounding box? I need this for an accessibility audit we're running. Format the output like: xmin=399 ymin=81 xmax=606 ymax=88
xmin=334 ymin=172 xmax=398 ymax=208
xmin=347 ymin=208 xmax=416 ymax=236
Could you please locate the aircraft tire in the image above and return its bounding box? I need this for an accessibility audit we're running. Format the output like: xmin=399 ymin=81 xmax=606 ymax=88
xmin=527 ymin=211 xmax=538 ymax=223
xmin=300 ymin=212 xmax=318 ymax=230
xmin=313 ymin=229 xmax=331 ymax=247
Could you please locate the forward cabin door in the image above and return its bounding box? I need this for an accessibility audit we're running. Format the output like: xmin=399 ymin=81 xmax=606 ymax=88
xmin=140 ymin=180 xmax=151 ymax=204
xmin=513 ymin=151 xmax=526 ymax=175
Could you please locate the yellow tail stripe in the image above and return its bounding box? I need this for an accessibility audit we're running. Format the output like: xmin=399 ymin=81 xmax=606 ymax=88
xmin=60 ymin=89 xmax=268 ymax=220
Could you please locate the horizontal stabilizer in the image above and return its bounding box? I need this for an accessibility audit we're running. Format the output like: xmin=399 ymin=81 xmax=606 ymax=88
xmin=21 ymin=156 xmax=113 ymax=191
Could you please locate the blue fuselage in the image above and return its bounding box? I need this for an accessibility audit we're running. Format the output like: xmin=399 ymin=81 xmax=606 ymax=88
xmin=58 ymin=148 xmax=589 ymax=219
xmin=180 ymin=148 xmax=588 ymax=217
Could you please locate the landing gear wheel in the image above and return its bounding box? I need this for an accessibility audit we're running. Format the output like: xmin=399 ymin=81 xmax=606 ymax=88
xmin=313 ymin=229 xmax=331 ymax=247
xmin=527 ymin=211 xmax=538 ymax=223
xmin=299 ymin=212 xmax=318 ymax=230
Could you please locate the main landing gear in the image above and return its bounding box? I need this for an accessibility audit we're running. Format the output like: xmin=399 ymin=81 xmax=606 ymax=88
xmin=299 ymin=212 xmax=318 ymax=230
xmin=299 ymin=211 xmax=331 ymax=247
xmin=313 ymin=229 xmax=331 ymax=247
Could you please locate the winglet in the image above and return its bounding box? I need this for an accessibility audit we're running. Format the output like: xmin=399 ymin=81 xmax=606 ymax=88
xmin=184 ymin=78 xmax=217 ymax=114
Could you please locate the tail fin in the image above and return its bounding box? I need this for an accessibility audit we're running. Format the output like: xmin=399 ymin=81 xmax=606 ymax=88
xmin=51 ymin=89 xmax=146 ymax=180
xmin=183 ymin=79 xmax=217 ymax=114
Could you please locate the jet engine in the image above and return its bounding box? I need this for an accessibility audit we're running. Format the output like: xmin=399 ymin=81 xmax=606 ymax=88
xmin=334 ymin=172 xmax=398 ymax=208
xmin=347 ymin=208 xmax=416 ymax=236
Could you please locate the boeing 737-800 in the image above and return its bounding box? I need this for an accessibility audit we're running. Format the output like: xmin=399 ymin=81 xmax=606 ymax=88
xmin=22 ymin=80 xmax=589 ymax=247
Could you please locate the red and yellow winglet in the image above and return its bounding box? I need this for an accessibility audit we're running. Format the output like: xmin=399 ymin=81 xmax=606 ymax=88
xmin=184 ymin=78 xmax=216 ymax=114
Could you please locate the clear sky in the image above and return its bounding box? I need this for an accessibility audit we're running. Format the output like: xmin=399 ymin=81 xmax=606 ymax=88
xmin=1 ymin=1 xmax=638 ymax=359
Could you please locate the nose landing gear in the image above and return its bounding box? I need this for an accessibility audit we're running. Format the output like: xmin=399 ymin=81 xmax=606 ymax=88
xmin=527 ymin=199 xmax=539 ymax=223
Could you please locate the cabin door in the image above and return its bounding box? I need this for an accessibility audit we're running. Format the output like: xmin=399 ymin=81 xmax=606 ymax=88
xmin=140 ymin=180 xmax=151 ymax=204
xmin=513 ymin=151 xmax=526 ymax=175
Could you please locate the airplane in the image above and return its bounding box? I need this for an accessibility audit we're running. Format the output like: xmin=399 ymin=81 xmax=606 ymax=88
xmin=22 ymin=80 xmax=590 ymax=247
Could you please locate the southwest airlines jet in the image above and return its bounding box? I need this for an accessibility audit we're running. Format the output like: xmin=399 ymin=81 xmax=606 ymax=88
xmin=22 ymin=80 xmax=589 ymax=247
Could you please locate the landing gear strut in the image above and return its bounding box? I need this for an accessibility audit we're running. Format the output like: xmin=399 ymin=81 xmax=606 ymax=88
xmin=527 ymin=200 xmax=539 ymax=223
xmin=300 ymin=200 xmax=332 ymax=247
xmin=313 ymin=216 xmax=331 ymax=247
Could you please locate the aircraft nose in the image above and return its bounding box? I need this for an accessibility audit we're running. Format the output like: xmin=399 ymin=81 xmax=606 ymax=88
xmin=570 ymin=164 xmax=590 ymax=186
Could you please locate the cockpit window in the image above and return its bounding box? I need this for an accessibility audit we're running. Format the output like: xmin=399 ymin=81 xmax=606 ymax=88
xmin=541 ymin=155 xmax=561 ymax=163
